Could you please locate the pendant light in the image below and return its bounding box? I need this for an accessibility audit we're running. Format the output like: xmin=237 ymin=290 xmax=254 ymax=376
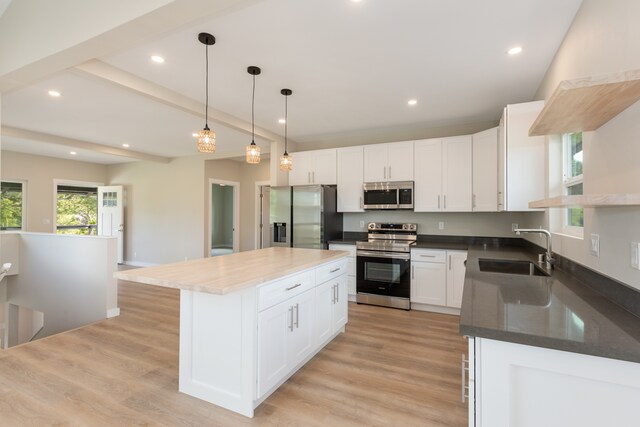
xmin=279 ymin=88 xmax=293 ymax=171
xmin=197 ymin=32 xmax=216 ymax=153
xmin=245 ymin=66 xmax=261 ymax=164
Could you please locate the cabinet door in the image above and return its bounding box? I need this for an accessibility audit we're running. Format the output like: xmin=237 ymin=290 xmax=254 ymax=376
xmin=442 ymin=135 xmax=472 ymax=212
xmin=312 ymin=149 xmax=337 ymax=185
xmin=363 ymin=144 xmax=388 ymax=182
xmin=287 ymin=289 xmax=316 ymax=367
xmin=410 ymin=261 xmax=447 ymax=306
xmin=257 ymin=301 xmax=290 ymax=397
xmin=414 ymin=139 xmax=442 ymax=212
xmin=332 ymin=274 xmax=348 ymax=331
xmin=336 ymin=146 xmax=364 ymax=212
xmin=387 ymin=141 xmax=414 ymax=181
xmin=446 ymin=251 xmax=467 ymax=308
xmin=288 ymin=152 xmax=314 ymax=186
xmin=315 ymin=280 xmax=333 ymax=345
xmin=472 ymin=127 xmax=498 ymax=212
xmin=505 ymin=101 xmax=545 ymax=211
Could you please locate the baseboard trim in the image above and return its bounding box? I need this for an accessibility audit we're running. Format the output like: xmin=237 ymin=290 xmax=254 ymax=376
xmin=411 ymin=303 xmax=460 ymax=316
xmin=107 ymin=308 xmax=121 ymax=318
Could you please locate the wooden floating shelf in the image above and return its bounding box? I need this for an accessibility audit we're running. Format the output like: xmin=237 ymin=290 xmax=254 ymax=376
xmin=529 ymin=194 xmax=640 ymax=209
xmin=529 ymin=69 xmax=640 ymax=136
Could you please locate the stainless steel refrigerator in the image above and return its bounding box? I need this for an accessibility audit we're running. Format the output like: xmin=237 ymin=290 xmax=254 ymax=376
xmin=270 ymin=185 xmax=343 ymax=249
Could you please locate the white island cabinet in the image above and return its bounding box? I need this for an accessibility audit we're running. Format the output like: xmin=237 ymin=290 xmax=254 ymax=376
xmin=115 ymin=247 xmax=349 ymax=418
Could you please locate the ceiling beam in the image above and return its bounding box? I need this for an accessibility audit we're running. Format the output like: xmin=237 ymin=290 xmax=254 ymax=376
xmin=72 ymin=60 xmax=287 ymax=144
xmin=2 ymin=126 xmax=171 ymax=163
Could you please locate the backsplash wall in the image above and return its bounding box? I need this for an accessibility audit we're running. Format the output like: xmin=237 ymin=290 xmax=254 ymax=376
xmin=344 ymin=211 xmax=544 ymax=237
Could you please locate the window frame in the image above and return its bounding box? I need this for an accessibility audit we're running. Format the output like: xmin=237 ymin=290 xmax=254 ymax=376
xmin=562 ymin=132 xmax=584 ymax=237
xmin=1 ymin=179 xmax=27 ymax=231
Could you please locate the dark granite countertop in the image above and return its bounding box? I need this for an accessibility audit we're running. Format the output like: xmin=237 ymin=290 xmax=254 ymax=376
xmin=460 ymin=244 xmax=640 ymax=364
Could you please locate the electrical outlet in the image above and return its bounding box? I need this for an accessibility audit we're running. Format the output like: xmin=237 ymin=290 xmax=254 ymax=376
xmin=512 ymin=223 xmax=518 ymax=232
xmin=438 ymin=221 xmax=445 ymax=230
xmin=359 ymin=220 xmax=365 ymax=229
xmin=631 ymin=242 xmax=640 ymax=270
xmin=590 ymin=234 xmax=600 ymax=257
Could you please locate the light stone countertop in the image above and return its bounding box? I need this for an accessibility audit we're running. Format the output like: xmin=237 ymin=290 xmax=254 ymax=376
xmin=114 ymin=247 xmax=348 ymax=295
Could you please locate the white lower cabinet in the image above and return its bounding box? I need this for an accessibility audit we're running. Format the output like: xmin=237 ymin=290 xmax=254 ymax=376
xmin=410 ymin=248 xmax=467 ymax=311
xmin=468 ymin=337 xmax=640 ymax=427
xmin=316 ymin=274 xmax=348 ymax=345
xmin=328 ymin=244 xmax=357 ymax=298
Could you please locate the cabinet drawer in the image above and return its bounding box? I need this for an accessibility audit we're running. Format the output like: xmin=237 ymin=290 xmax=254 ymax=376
xmin=258 ymin=270 xmax=315 ymax=312
xmin=411 ymin=249 xmax=446 ymax=263
xmin=316 ymin=258 xmax=348 ymax=285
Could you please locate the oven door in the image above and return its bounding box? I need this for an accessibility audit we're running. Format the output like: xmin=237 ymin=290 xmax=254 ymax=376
xmin=356 ymin=251 xmax=410 ymax=298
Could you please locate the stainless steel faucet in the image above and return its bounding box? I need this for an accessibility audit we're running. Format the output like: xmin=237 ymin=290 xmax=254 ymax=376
xmin=514 ymin=228 xmax=554 ymax=269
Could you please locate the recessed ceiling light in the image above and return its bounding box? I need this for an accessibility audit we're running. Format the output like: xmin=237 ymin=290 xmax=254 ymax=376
xmin=70 ymin=151 xmax=77 ymax=155
xmin=192 ymin=133 xmax=199 ymax=137
xmin=408 ymin=99 xmax=418 ymax=106
xmin=151 ymin=55 xmax=165 ymax=63
xmin=122 ymin=143 xmax=130 ymax=148
xmin=507 ymin=46 xmax=523 ymax=55
xmin=278 ymin=119 xmax=286 ymax=124
xmin=48 ymin=90 xmax=61 ymax=97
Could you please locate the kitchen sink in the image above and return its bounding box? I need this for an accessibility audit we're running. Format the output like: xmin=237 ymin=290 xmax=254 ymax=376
xmin=478 ymin=258 xmax=550 ymax=277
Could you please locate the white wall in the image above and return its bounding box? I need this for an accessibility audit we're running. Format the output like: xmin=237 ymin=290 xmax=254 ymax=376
xmin=1 ymin=150 xmax=108 ymax=233
xmin=533 ymin=0 xmax=640 ymax=289
xmin=108 ymin=155 xmax=205 ymax=265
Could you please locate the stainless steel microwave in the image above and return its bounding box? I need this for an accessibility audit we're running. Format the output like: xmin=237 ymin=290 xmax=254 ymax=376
xmin=363 ymin=181 xmax=414 ymax=210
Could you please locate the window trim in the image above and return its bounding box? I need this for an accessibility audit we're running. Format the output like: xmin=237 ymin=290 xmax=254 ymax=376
xmin=52 ymin=179 xmax=104 ymax=234
xmin=562 ymin=133 xmax=584 ymax=238
xmin=1 ymin=179 xmax=27 ymax=231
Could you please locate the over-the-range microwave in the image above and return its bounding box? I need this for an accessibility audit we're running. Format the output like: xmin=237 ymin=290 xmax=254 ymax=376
xmin=363 ymin=181 xmax=414 ymax=210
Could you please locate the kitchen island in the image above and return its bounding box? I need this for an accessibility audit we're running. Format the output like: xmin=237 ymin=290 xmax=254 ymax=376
xmin=115 ymin=247 xmax=349 ymax=417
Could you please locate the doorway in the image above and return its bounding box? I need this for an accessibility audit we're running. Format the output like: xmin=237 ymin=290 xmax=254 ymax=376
xmin=209 ymin=179 xmax=239 ymax=256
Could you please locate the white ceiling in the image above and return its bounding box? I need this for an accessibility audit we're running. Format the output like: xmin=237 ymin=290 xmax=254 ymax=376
xmin=1 ymin=0 xmax=583 ymax=164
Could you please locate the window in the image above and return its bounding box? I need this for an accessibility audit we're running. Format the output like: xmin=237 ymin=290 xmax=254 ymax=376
xmin=1 ymin=181 xmax=25 ymax=230
xmin=563 ymin=132 xmax=583 ymax=233
xmin=56 ymin=185 xmax=98 ymax=235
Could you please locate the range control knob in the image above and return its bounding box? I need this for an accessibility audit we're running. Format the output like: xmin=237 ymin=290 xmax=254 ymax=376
xmin=368 ymin=223 xmax=376 ymax=229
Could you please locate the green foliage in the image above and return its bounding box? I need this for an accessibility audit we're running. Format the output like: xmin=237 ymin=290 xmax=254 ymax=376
xmin=56 ymin=193 xmax=97 ymax=235
xmin=1 ymin=185 xmax=23 ymax=230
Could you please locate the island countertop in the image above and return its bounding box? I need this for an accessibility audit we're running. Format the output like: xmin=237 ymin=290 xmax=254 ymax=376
xmin=114 ymin=247 xmax=348 ymax=295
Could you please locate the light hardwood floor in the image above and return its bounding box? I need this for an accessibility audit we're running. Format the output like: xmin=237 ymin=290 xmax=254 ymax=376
xmin=0 ymin=280 xmax=468 ymax=426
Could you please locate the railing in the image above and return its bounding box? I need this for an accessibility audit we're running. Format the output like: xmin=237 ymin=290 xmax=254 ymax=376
xmin=56 ymin=225 xmax=97 ymax=235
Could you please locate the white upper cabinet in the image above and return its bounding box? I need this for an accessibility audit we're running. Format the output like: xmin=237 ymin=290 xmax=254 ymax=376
xmin=336 ymin=146 xmax=364 ymax=212
xmin=472 ymin=127 xmax=499 ymax=212
xmin=363 ymin=141 xmax=414 ymax=182
xmin=499 ymin=101 xmax=545 ymax=211
xmin=289 ymin=149 xmax=337 ymax=186
xmin=414 ymin=136 xmax=472 ymax=212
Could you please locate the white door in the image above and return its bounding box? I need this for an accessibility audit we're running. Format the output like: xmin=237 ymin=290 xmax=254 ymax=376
xmin=257 ymin=302 xmax=290 ymax=398
xmin=315 ymin=280 xmax=334 ymax=345
xmin=312 ymin=149 xmax=337 ymax=185
xmin=446 ymin=251 xmax=467 ymax=308
xmin=332 ymin=275 xmax=348 ymax=330
xmin=98 ymin=185 xmax=124 ymax=264
xmin=363 ymin=144 xmax=389 ymax=182
xmin=442 ymin=135 xmax=473 ymax=212
xmin=387 ymin=140 xmax=414 ymax=181
xmin=414 ymin=139 xmax=442 ymax=211
xmin=337 ymin=146 xmax=364 ymax=212
xmin=473 ymin=127 xmax=499 ymax=212
xmin=287 ymin=289 xmax=316 ymax=367
xmin=410 ymin=261 xmax=447 ymax=306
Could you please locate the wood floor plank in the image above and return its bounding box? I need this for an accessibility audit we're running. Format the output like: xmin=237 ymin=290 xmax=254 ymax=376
xmin=0 ymin=278 xmax=468 ymax=426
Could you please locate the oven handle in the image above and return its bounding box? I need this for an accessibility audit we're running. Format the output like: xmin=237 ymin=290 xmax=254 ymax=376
xmin=357 ymin=250 xmax=410 ymax=261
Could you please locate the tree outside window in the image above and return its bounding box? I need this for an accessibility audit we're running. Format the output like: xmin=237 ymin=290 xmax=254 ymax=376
xmin=1 ymin=181 xmax=24 ymax=230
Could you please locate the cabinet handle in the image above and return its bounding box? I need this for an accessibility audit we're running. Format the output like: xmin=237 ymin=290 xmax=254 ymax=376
xmin=383 ymin=166 xmax=387 ymax=180
xmin=331 ymin=285 xmax=335 ymax=304
xmin=289 ymin=307 xmax=294 ymax=332
xmin=360 ymin=196 xmax=364 ymax=210
xmin=294 ymin=303 xmax=299 ymax=328
xmin=388 ymin=166 xmax=391 ymax=179
xmin=449 ymin=255 xmax=452 ymax=270
xmin=330 ymin=267 xmax=341 ymax=273
xmin=411 ymin=265 xmax=415 ymax=279
xmin=336 ymin=283 xmax=339 ymax=303
xmin=461 ymin=354 xmax=470 ymax=403
xmin=420 ymin=254 xmax=436 ymax=258
xmin=308 ymin=171 xmax=311 ymax=184
xmin=472 ymin=194 xmax=476 ymax=209
xmin=438 ymin=195 xmax=440 ymax=209
xmin=312 ymin=171 xmax=315 ymax=183
xmin=444 ymin=195 xmax=447 ymax=209
xmin=286 ymin=283 xmax=302 ymax=291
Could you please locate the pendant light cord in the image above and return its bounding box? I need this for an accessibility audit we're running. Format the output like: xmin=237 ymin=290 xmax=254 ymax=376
xmin=251 ymin=73 xmax=255 ymax=142
xmin=205 ymin=44 xmax=209 ymax=128
xmin=284 ymin=94 xmax=288 ymax=153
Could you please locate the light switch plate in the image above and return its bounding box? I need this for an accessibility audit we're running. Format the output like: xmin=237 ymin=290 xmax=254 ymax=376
xmin=359 ymin=220 xmax=365 ymax=229
xmin=590 ymin=234 xmax=600 ymax=257
xmin=631 ymin=242 xmax=640 ymax=270
xmin=438 ymin=221 xmax=445 ymax=230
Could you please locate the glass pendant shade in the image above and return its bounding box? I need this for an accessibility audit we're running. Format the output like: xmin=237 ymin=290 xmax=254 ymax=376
xmin=246 ymin=141 xmax=261 ymax=164
xmin=197 ymin=126 xmax=216 ymax=153
xmin=279 ymin=152 xmax=293 ymax=171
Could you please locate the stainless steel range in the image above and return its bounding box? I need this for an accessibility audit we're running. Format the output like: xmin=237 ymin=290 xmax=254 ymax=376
xmin=356 ymin=222 xmax=417 ymax=310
